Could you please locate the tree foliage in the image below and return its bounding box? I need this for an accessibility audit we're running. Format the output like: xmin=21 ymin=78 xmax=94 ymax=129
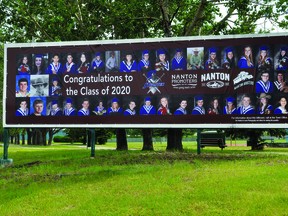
xmin=0 ymin=0 xmax=287 ymax=147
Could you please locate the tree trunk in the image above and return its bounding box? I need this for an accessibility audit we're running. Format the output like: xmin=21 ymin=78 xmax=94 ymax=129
xmin=27 ymin=128 xmax=32 ymax=145
xmin=21 ymin=133 xmax=25 ymax=145
xmin=41 ymin=129 xmax=47 ymax=146
xmin=142 ymin=128 xmax=153 ymax=151
xmin=48 ymin=129 xmax=53 ymax=145
xmin=10 ymin=136 xmax=14 ymax=144
xmin=16 ymin=134 xmax=20 ymax=144
xmin=248 ymin=130 xmax=263 ymax=150
xmin=116 ymin=129 xmax=128 ymax=150
xmin=166 ymin=128 xmax=183 ymax=151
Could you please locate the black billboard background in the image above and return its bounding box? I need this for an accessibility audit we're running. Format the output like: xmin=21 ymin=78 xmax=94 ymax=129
xmin=5 ymin=35 xmax=288 ymax=127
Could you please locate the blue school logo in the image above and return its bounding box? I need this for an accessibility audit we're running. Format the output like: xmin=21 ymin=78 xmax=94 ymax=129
xmin=143 ymin=72 xmax=165 ymax=94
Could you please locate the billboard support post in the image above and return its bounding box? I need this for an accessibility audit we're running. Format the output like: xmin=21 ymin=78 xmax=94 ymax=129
xmin=1 ymin=128 xmax=13 ymax=167
xmin=197 ymin=129 xmax=202 ymax=155
xmin=90 ymin=129 xmax=95 ymax=158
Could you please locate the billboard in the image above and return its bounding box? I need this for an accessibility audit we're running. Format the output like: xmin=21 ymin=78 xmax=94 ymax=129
xmin=3 ymin=33 xmax=288 ymax=128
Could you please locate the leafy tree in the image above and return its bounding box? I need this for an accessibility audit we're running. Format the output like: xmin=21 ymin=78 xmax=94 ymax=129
xmin=0 ymin=0 xmax=287 ymax=149
xmin=225 ymin=129 xmax=287 ymax=150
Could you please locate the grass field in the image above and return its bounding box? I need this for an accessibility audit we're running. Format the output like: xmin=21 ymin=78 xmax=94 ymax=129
xmin=1 ymin=143 xmax=288 ymax=215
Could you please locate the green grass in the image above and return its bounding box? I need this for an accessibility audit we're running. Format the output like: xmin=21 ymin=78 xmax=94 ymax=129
xmin=1 ymin=144 xmax=288 ymax=215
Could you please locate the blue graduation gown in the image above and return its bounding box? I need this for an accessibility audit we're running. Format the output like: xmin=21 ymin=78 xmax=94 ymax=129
xmin=16 ymin=108 xmax=29 ymax=116
xmin=139 ymin=105 xmax=156 ymax=115
xmin=192 ymin=106 xmax=205 ymax=115
xmin=238 ymin=57 xmax=254 ymax=69
xmin=124 ymin=109 xmax=136 ymax=116
xmin=119 ymin=60 xmax=138 ymax=72
xmin=46 ymin=63 xmax=63 ymax=74
xmin=171 ymin=57 xmax=187 ymax=70
xmin=257 ymin=105 xmax=273 ymax=114
xmin=223 ymin=106 xmax=237 ymax=114
xmin=174 ymin=108 xmax=187 ymax=115
xmin=237 ymin=106 xmax=255 ymax=114
xmin=63 ymin=108 xmax=77 ymax=116
xmin=78 ymin=108 xmax=90 ymax=116
xmin=255 ymin=80 xmax=274 ymax=93
xmin=91 ymin=60 xmax=104 ymax=73
xmin=107 ymin=107 xmax=123 ymax=115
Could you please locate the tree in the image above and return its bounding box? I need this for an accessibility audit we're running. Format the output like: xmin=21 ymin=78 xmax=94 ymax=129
xmin=1 ymin=0 xmax=287 ymax=149
xmin=225 ymin=129 xmax=287 ymax=150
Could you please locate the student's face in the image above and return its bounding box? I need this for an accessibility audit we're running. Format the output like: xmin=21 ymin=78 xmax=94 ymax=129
xmin=145 ymin=101 xmax=151 ymax=106
xmin=53 ymin=55 xmax=59 ymax=63
xmin=159 ymin=54 xmax=166 ymax=61
xmin=194 ymin=51 xmax=199 ymax=56
xmin=260 ymin=97 xmax=267 ymax=104
xmin=35 ymin=84 xmax=44 ymax=92
xmin=242 ymin=97 xmax=251 ymax=107
xmin=67 ymin=55 xmax=73 ymax=63
xmin=129 ymin=102 xmax=136 ymax=110
xmin=227 ymin=102 xmax=233 ymax=108
xmin=210 ymin=52 xmax=216 ymax=60
xmin=260 ymin=50 xmax=267 ymax=58
xmin=213 ymin=99 xmax=219 ymax=108
xmin=20 ymin=101 xmax=27 ymax=109
xmin=227 ymin=52 xmax=233 ymax=59
xmin=277 ymin=73 xmax=284 ymax=81
xmin=66 ymin=103 xmax=72 ymax=109
xmin=80 ymin=54 xmax=86 ymax=62
xmin=34 ymin=103 xmax=43 ymax=114
xmin=261 ymin=73 xmax=269 ymax=82
xmin=143 ymin=54 xmax=149 ymax=61
xmin=245 ymin=47 xmax=251 ymax=56
xmin=23 ymin=57 xmax=28 ymax=64
xmin=19 ymin=81 xmax=28 ymax=91
xmin=126 ymin=55 xmax=132 ymax=61
xmin=96 ymin=56 xmax=101 ymax=60
xmin=280 ymin=98 xmax=287 ymax=107
xmin=99 ymin=102 xmax=103 ymax=107
xmin=197 ymin=100 xmax=203 ymax=107
xmin=160 ymin=98 xmax=168 ymax=107
xmin=112 ymin=102 xmax=118 ymax=109
xmin=53 ymin=81 xmax=58 ymax=86
xmin=176 ymin=52 xmax=181 ymax=57
xmin=82 ymin=101 xmax=89 ymax=109
xmin=35 ymin=57 xmax=42 ymax=67
xmin=52 ymin=104 xmax=58 ymax=109
xmin=281 ymin=50 xmax=286 ymax=56
xmin=180 ymin=100 xmax=187 ymax=109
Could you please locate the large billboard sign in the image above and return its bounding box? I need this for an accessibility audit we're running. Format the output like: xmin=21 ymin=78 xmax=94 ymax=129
xmin=3 ymin=33 xmax=288 ymax=128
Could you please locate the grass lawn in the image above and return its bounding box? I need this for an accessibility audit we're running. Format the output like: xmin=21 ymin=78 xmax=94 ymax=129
xmin=1 ymin=143 xmax=288 ymax=215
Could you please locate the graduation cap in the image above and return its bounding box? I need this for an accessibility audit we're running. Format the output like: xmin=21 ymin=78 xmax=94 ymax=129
xmin=157 ymin=49 xmax=166 ymax=55
xmin=142 ymin=50 xmax=149 ymax=55
xmin=35 ymin=54 xmax=43 ymax=58
xmin=225 ymin=47 xmax=233 ymax=54
xmin=195 ymin=95 xmax=203 ymax=101
xmin=226 ymin=97 xmax=235 ymax=103
xmin=95 ymin=52 xmax=101 ymax=57
xmin=112 ymin=98 xmax=119 ymax=103
xmin=145 ymin=97 xmax=151 ymax=102
xmin=66 ymin=98 xmax=72 ymax=104
xmin=52 ymin=100 xmax=58 ymax=105
xmin=176 ymin=49 xmax=182 ymax=53
xmin=209 ymin=47 xmax=217 ymax=54
xmin=52 ymin=77 xmax=58 ymax=82
xmin=280 ymin=46 xmax=287 ymax=52
xmin=260 ymin=46 xmax=268 ymax=51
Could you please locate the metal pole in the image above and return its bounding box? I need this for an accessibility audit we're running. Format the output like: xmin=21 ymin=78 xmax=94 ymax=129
xmin=197 ymin=129 xmax=202 ymax=155
xmin=3 ymin=128 xmax=9 ymax=159
xmin=90 ymin=129 xmax=95 ymax=158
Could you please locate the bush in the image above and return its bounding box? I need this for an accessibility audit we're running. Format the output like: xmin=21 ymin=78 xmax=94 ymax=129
xmin=53 ymin=136 xmax=72 ymax=143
